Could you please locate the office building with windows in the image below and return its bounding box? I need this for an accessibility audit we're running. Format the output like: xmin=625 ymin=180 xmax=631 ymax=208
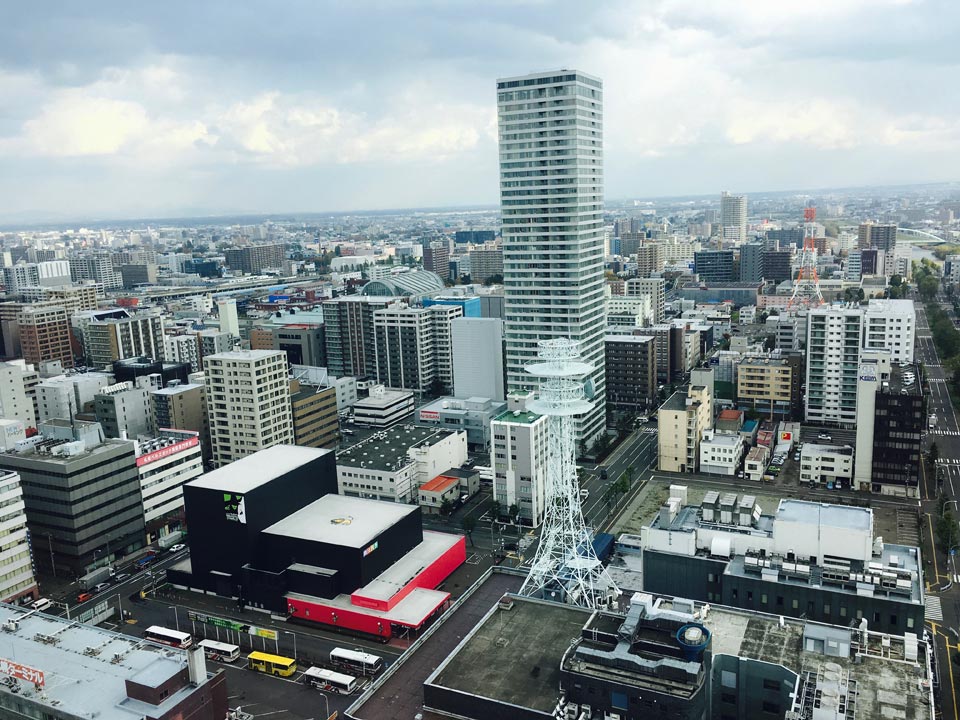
xmin=490 ymin=392 xmax=549 ymax=526
xmin=497 ymin=70 xmax=606 ymax=443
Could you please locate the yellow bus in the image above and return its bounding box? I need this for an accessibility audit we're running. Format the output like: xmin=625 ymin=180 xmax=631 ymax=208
xmin=247 ymin=651 xmax=297 ymax=677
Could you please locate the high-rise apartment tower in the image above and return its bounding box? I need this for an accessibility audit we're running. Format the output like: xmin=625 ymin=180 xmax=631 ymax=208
xmin=720 ymin=191 xmax=747 ymax=243
xmin=497 ymin=70 xmax=606 ymax=441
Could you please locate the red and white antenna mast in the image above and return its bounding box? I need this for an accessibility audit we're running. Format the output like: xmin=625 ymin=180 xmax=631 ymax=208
xmin=788 ymin=206 xmax=824 ymax=308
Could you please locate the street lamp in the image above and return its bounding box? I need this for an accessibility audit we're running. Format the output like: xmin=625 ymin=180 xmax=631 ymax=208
xmin=316 ymin=692 xmax=329 ymax=719
xmin=168 ymin=605 xmax=180 ymax=632
xmin=282 ymin=630 xmax=297 ymax=661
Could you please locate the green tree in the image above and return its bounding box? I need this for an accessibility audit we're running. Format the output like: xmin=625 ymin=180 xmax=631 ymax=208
xmin=625 ymin=465 xmax=635 ymax=485
xmin=490 ymin=500 xmax=502 ymax=522
xmin=440 ymin=498 xmax=453 ymax=516
xmin=616 ymin=413 xmax=634 ymax=439
xmin=936 ymin=510 xmax=960 ymax=552
xmin=929 ymin=441 xmax=940 ymax=467
xmin=919 ymin=275 xmax=939 ymax=301
xmin=508 ymin=503 xmax=520 ymax=523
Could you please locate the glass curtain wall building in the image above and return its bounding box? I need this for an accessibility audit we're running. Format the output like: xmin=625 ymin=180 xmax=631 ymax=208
xmin=496 ymin=70 xmax=606 ymax=442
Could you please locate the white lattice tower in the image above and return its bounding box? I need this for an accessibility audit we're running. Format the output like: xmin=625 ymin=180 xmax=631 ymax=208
xmin=519 ymin=338 xmax=619 ymax=608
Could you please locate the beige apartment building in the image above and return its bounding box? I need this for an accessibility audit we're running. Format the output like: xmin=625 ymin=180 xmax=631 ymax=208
xmin=658 ymin=384 xmax=713 ymax=473
xmin=204 ymin=349 xmax=293 ymax=467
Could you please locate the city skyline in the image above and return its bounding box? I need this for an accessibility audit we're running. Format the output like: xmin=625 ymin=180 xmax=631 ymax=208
xmin=2 ymin=1 xmax=960 ymax=222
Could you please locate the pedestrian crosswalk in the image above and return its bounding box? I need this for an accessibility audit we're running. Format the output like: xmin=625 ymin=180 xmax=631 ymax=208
xmin=937 ymin=458 xmax=960 ymax=464
xmin=929 ymin=430 xmax=960 ymax=436
xmin=925 ymin=595 xmax=944 ymax=622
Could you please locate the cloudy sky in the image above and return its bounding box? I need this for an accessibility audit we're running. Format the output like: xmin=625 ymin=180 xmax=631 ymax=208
xmin=1 ymin=0 xmax=957 ymax=221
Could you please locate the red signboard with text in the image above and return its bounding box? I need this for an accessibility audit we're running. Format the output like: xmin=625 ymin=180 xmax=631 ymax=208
xmin=0 ymin=658 xmax=44 ymax=686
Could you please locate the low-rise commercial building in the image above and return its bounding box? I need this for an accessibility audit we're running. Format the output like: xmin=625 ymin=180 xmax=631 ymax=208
xmin=353 ymin=385 xmax=415 ymax=427
xmin=415 ymin=589 xmax=932 ymax=720
xmin=417 ymin=396 xmax=506 ymax=451
xmin=418 ymin=474 xmax=461 ymax=514
xmin=135 ymin=430 xmax=203 ymax=544
xmin=0 ymin=604 xmax=228 ymax=720
xmin=337 ymin=425 xmax=467 ymax=503
xmin=698 ymin=430 xmax=744 ymax=476
xmin=800 ymin=443 xmax=854 ymax=488
xmin=641 ymin=491 xmax=924 ymax=635
xmin=744 ymin=445 xmax=770 ymax=482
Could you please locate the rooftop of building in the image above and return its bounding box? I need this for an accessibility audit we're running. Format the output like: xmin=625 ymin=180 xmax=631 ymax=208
xmin=338 ymin=424 xmax=457 ymax=472
xmin=687 ymin=599 xmax=930 ymax=720
xmin=0 ymin=603 xmax=216 ymax=720
xmin=884 ymin=363 xmax=922 ymax=396
xmin=660 ymin=390 xmax=691 ymax=412
xmin=801 ymin=443 xmax=854 ymax=457
xmin=418 ymin=396 xmax=504 ymax=415
xmin=151 ymin=382 xmax=204 ymax=395
xmin=428 ymin=587 xmax=930 ymax=720
xmin=491 ymin=407 xmax=542 ymax=425
xmin=702 ymin=433 xmax=742 ymax=447
xmin=718 ymin=409 xmax=742 ymax=420
xmin=420 ymin=474 xmax=460 ymax=493
xmin=605 ymin=333 xmax=655 ymax=343
xmin=202 ymin=349 xmax=283 ymax=361
xmin=427 ymin=594 xmax=592 ymax=713
xmin=187 ymin=445 xmax=331 ymax=493
xmin=361 ymin=270 xmax=445 ymax=298
xmin=354 ymin=387 xmax=415 ymax=409
xmin=264 ymin=494 xmax=416 ymax=548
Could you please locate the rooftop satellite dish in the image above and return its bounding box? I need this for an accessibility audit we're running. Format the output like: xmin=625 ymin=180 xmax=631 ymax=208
xmin=583 ymin=378 xmax=596 ymax=400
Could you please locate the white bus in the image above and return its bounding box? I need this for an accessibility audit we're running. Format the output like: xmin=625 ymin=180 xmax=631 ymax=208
xmin=198 ymin=639 xmax=241 ymax=662
xmin=329 ymin=647 xmax=383 ymax=676
xmin=144 ymin=625 xmax=193 ymax=649
xmin=303 ymin=666 xmax=358 ymax=694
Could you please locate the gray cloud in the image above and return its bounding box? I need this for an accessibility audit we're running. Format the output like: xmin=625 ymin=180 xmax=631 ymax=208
xmin=1 ymin=0 xmax=958 ymax=221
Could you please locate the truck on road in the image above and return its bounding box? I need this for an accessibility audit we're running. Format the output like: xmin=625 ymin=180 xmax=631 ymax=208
xmin=79 ymin=565 xmax=113 ymax=591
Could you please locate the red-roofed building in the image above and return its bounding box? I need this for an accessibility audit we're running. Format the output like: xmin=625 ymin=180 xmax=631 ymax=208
xmin=419 ymin=474 xmax=460 ymax=514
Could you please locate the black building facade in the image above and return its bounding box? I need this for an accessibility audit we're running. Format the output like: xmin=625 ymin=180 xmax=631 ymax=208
xmin=871 ymin=363 xmax=924 ymax=494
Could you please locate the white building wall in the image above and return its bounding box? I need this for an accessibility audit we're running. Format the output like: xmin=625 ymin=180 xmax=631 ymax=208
xmin=137 ymin=443 xmax=203 ymax=525
xmin=491 ymin=406 xmax=549 ymax=525
xmin=0 ymin=471 xmax=37 ymax=602
xmin=452 ymin=318 xmax=505 ymax=401
xmin=0 ymin=363 xmax=36 ymax=429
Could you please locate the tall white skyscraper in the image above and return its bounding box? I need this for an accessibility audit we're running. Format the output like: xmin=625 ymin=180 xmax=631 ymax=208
xmin=497 ymin=70 xmax=606 ymax=442
xmin=720 ymin=191 xmax=747 ymax=243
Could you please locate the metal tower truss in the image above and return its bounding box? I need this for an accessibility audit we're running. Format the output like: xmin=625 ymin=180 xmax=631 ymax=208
xmin=519 ymin=338 xmax=619 ymax=609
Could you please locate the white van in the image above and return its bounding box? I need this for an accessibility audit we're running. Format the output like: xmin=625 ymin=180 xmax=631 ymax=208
xmin=31 ymin=598 xmax=52 ymax=612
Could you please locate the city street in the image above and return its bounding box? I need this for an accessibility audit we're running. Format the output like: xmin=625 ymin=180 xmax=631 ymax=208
xmin=913 ymin=291 xmax=960 ymax=720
